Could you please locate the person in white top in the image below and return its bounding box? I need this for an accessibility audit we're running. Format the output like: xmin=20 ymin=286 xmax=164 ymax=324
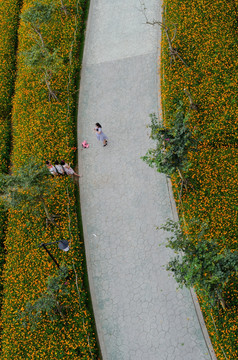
xmin=94 ymin=123 xmax=108 ymax=146
xmin=46 ymin=161 xmax=57 ymax=176
xmin=54 ymin=160 xmax=66 ymax=175
xmin=60 ymin=161 xmax=80 ymax=178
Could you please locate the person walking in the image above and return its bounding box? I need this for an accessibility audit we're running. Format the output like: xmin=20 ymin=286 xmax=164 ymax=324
xmin=94 ymin=123 xmax=108 ymax=146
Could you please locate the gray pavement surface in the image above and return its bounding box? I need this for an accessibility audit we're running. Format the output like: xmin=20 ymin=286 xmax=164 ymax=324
xmin=77 ymin=1 xmax=213 ymax=359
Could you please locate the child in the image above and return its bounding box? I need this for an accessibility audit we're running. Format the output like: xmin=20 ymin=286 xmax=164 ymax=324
xmin=82 ymin=140 xmax=89 ymax=148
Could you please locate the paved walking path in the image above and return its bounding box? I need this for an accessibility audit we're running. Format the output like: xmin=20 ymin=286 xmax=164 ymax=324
xmin=77 ymin=1 xmax=213 ymax=359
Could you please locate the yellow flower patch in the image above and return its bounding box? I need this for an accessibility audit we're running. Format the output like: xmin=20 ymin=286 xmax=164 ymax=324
xmin=162 ymin=0 xmax=238 ymax=358
xmin=1 ymin=0 xmax=99 ymax=358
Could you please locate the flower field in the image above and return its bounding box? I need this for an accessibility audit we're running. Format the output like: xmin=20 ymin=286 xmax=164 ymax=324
xmin=0 ymin=0 xmax=22 ymax=343
xmin=0 ymin=0 xmax=99 ymax=358
xmin=161 ymin=0 xmax=238 ymax=358
xmin=0 ymin=0 xmax=21 ymax=173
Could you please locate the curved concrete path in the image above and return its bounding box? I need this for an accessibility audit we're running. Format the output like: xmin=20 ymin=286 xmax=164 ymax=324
xmin=77 ymin=1 xmax=214 ymax=359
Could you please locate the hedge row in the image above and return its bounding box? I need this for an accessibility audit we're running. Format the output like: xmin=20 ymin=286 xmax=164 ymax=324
xmin=0 ymin=0 xmax=22 ymax=172
xmin=161 ymin=0 xmax=238 ymax=358
xmin=0 ymin=0 xmax=23 ymax=347
xmin=1 ymin=0 xmax=99 ymax=358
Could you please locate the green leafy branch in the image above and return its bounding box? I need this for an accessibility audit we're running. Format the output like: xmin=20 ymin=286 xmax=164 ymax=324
xmin=161 ymin=219 xmax=238 ymax=309
xmin=0 ymin=160 xmax=58 ymax=226
xmin=21 ymin=1 xmax=63 ymax=101
xmin=142 ymin=102 xmax=197 ymax=197
xmin=18 ymin=265 xmax=69 ymax=329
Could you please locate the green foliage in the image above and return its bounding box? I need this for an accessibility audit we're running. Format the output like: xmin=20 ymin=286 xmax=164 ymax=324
xmin=23 ymin=45 xmax=62 ymax=72
xmin=142 ymin=103 xmax=196 ymax=176
xmin=161 ymin=219 xmax=238 ymax=307
xmin=18 ymin=265 xmax=69 ymax=329
xmin=20 ymin=1 xmax=55 ymax=30
xmin=0 ymin=160 xmax=54 ymax=221
xmin=23 ymin=45 xmax=62 ymax=99
xmin=0 ymin=160 xmax=49 ymax=202
xmin=21 ymin=1 xmax=62 ymax=100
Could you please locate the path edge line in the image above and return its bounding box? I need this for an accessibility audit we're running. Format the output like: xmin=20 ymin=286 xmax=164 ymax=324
xmin=77 ymin=0 xmax=108 ymax=358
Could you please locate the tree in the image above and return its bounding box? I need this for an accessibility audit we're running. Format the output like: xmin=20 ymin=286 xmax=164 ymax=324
xmin=161 ymin=219 xmax=238 ymax=309
xmin=0 ymin=160 xmax=58 ymax=226
xmin=59 ymin=0 xmax=69 ymax=17
xmin=23 ymin=45 xmax=62 ymax=101
xmin=21 ymin=1 xmax=55 ymax=49
xmin=140 ymin=1 xmax=188 ymax=67
xmin=18 ymin=266 xmax=69 ymax=328
xmin=142 ymin=102 xmax=197 ymax=182
xmin=21 ymin=1 xmax=61 ymax=100
xmin=184 ymin=88 xmax=199 ymax=111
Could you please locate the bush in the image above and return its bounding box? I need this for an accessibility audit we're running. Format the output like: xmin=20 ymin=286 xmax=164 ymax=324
xmin=162 ymin=220 xmax=238 ymax=309
xmin=142 ymin=102 xmax=197 ymax=177
xmin=18 ymin=265 xmax=70 ymax=329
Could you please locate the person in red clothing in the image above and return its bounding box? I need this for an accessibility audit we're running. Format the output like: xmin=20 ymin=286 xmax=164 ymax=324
xmin=45 ymin=161 xmax=57 ymax=176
